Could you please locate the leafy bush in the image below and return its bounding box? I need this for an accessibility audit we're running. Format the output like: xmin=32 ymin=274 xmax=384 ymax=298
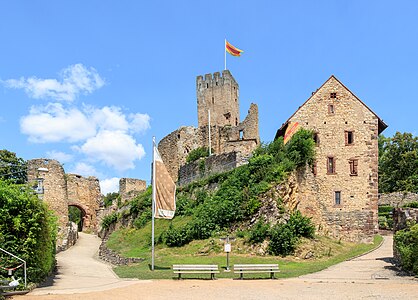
xmin=268 ymin=223 xmax=298 ymax=256
xmin=103 ymin=192 xmax=119 ymax=207
xmin=163 ymin=224 xmax=192 ymax=247
xmin=130 ymin=186 xmax=152 ymax=216
xmin=133 ymin=210 xmax=151 ymax=229
xmin=0 ymin=180 xmax=57 ymax=283
xmin=394 ymin=223 xmax=418 ymax=274
xmin=186 ymin=147 xmax=210 ymax=163
xmin=101 ymin=213 xmax=118 ymax=229
xmin=288 ymin=210 xmax=315 ymax=238
xmin=249 ymin=219 xmax=270 ymax=244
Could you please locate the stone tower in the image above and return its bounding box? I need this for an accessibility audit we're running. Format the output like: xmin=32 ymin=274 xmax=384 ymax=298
xmin=197 ymin=70 xmax=240 ymax=128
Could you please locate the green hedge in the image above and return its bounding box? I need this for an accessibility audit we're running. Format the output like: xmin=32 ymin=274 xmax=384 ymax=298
xmin=394 ymin=223 xmax=418 ymax=275
xmin=0 ymin=180 xmax=57 ymax=283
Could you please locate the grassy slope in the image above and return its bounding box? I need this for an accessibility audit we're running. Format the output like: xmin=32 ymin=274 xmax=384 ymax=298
xmin=108 ymin=224 xmax=383 ymax=280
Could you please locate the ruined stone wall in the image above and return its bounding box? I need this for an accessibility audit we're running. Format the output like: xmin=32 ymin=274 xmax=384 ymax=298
xmin=287 ymin=77 xmax=380 ymax=242
xmin=119 ymin=178 xmax=146 ymax=203
xmin=178 ymin=152 xmax=238 ymax=186
xmin=66 ymin=174 xmax=101 ymax=232
xmin=379 ymin=192 xmax=418 ymax=207
xmin=197 ymin=70 xmax=240 ymax=128
xmin=27 ymin=159 xmax=69 ymax=248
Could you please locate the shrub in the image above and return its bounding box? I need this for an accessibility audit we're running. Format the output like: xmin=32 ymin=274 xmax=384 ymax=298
xmin=268 ymin=223 xmax=298 ymax=256
xmin=101 ymin=213 xmax=118 ymax=229
xmin=103 ymin=192 xmax=119 ymax=208
xmin=0 ymin=180 xmax=57 ymax=283
xmin=287 ymin=210 xmax=315 ymax=238
xmin=186 ymin=147 xmax=210 ymax=163
xmin=394 ymin=224 xmax=418 ymax=274
xmin=133 ymin=210 xmax=151 ymax=229
xmin=249 ymin=219 xmax=270 ymax=244
xmin=164 ymin=224 xmax=192 ymax=247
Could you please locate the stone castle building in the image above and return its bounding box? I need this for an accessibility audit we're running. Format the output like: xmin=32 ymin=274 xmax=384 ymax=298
xmin=27 ymin=159 xmax=101 ymax=250
xmin=276 ymin=75 xmax=387 ymax=242
xmin=158 ymin=70 xmax=260 ymax=182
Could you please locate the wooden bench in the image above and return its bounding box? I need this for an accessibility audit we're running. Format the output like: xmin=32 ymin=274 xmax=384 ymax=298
xmin=233 ymin=264 xmax=280 ymax=279
xmin=173 ymin=264 xmax=219 ymax=280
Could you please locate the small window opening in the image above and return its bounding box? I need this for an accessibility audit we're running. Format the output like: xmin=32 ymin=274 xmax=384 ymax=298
xmin=330 ymin=92 xmax=337 ymax=99
xmin=345 ymin=131 xmax=354 ymax=145
xmin=239 ymin=130 xmax=244 ymax=140
xmin=313 ymin=133 xmax=319 ymax=145
xmin=327 ymin=156 xmax=336 ymax=174
xmin=235 ymin=118 xmax=238 ymax=126
xmin=212 ymin=97 xmax=214 ymax=104
xmin=206 ymin=83 xmax=209 ymax=88
xmin=349 ymin=159 xmax=358 ymax=176
xmin=328 ymin=104 xmax=335 ymax=114
xmin=335 ymin=191 xmax=341 ymax=205
xmin=216 ymin=82 xmax=218 ymax=86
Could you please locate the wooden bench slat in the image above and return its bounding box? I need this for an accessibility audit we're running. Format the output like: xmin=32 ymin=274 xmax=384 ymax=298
xmin=233 ymin=264 xmax=280 ymax=279
xmin=173 ymin=264 xmax=219 ymax=280
xmin=173 ymin=271 xmax=220 ymax=274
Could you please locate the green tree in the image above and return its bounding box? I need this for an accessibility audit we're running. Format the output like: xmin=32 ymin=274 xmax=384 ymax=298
xmin=103 ymin=192 xmax=119 ymax=207
xmin=0 ymin=150 xmax=27 ymax=184
xmin=379 ymin=132 xmax=418 ymax=193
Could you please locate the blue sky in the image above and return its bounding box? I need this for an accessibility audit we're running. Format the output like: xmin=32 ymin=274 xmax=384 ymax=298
xmin=1 ymin=1 xmax=417 ymax=194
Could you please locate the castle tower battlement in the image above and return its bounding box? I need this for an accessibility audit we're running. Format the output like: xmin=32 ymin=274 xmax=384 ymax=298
xmin=197 ymin=70 xmax=240 ymax=128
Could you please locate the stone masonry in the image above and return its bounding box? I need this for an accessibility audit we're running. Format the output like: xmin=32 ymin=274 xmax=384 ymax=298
xmin=27 ymin=159 xmax=101 ymax=250
xmin=158 ymin=70 xmax=260 ymax=182
xmin=276 ymin=75 xmax=387 ymax=242
xmin=119 ymin=178 xmax=146 ymax=203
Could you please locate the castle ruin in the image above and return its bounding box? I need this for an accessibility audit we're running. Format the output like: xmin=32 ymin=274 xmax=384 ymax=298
xmin=158 ymin=70 xmax=260 ymax=182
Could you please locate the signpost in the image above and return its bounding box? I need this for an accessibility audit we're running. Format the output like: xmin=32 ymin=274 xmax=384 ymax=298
xmin=219 ymin=235 xmax=235 ymax=271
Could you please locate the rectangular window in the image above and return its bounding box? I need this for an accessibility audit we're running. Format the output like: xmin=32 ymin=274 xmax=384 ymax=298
xmin=345 ymin=131 xmax=354 ymax=145
xmin=328 ymin=104 xmax=335 ymax=114
xmin=349 ymin=159 xmax=358 ymax=176
xmin=327 ymin=157 xmax=336 ymax=174
xmin=335 ymin=191 xmax=341 ymax=205
xmin=330 ymin=92 xmax=337 ymax=99
xmin=313 ymin=133 xmax=319 ymax=145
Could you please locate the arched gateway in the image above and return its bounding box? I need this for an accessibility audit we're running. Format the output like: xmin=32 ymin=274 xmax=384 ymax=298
xmin=27 ymin=159 xmax=101 ymax=250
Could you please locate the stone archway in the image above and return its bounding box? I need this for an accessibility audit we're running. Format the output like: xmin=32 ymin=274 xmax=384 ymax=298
xmin=68 ymin=203 xmax=87 ymax=231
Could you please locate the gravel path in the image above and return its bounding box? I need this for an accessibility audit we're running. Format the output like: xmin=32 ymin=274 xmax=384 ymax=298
xmin=13 ymin=234 xmax=418 ymax=300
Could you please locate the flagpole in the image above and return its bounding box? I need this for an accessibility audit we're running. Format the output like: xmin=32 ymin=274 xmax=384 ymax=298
xmin=224 ymin=39 xmax=227 ymax=70
xmin=151 ymin=136 xmax=156 ymax=271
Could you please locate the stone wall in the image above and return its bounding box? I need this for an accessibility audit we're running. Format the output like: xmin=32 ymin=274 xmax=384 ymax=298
xmin=27 ymin=159 xmax=69 ymax=249
xmin=67 ymin=174 xmax=101 ymax=232
xmin=392 ymin=208 xmax=418 ymax=263
xmin=178 ymin=152 xmax=240 ymax=186
xmin=379 ymin=192 xmax=418 ymax=207
xmin=119 ymin=178 xmax=146 ymax=203
xmin=277 ymin=76 xmax=385 ymax=242
xmin=27 ymin=158 xmax=102 ymax=250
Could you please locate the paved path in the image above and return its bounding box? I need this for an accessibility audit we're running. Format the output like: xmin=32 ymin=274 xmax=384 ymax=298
xmin=16 ymin=234 xmax=418 ymax=299
xmin=29 ymin=232 xmax=138 ymax=295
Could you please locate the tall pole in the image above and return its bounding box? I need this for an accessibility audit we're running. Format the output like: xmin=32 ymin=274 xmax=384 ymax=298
xmin=151 ymin=137 xmax=156 ymax=271
xmin=208 ymin=109 xmax=212 ymax=156
xmin=224 ymin=39 xmax=227 ymax=70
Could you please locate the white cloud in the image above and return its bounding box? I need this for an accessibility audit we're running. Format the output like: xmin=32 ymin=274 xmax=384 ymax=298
xmin=90 ymin=106 xmax=129 ymax=131
xmin=46 ymin=150 xmax=73 ymax=163
xmin=20 ymin=103 xmax=96 ymax=143
xmin=70 ymin=162 xmax=102 ymax=178
xmin=100 ymin=177 xmax=120 ymax=195
xmin=79 ymin=130 xmax=146 ymax=172
xmin=129 ymin=113 xmax=151 ymax=134
xmin=4 ymin=64 xmax=104 ymax=101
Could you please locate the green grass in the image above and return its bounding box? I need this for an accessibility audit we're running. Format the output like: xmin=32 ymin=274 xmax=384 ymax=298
xmin=109 ymin=226 xmax=383 ymax=280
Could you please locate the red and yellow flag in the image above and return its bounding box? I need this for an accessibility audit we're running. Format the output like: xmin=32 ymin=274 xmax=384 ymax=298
xmin=284 ymin=122 xmax=300 ymax=144
xmin=226 ymin=40 xmax=243 ymax=57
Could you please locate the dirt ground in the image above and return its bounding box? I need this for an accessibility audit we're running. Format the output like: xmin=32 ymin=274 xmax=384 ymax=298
xmin=11 ymin=233 xmax=418 ymax=300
